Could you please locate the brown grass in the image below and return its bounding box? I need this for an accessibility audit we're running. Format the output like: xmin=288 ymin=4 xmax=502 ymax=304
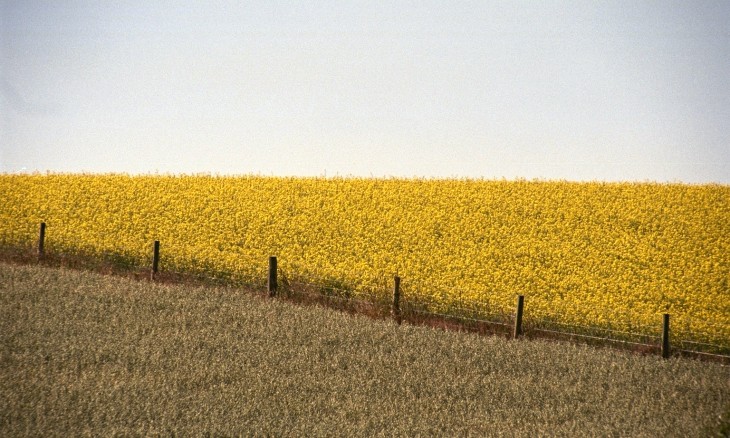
xmin=2 ymin=262 xmax=729 ymax=436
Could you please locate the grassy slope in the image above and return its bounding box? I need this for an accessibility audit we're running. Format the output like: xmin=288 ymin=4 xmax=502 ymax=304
xmin=1 ymin=263 xmax=728 ymax=436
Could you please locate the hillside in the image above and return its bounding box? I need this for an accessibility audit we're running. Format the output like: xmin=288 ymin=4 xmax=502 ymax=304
xmin=1 ymin=263 xmax=728 ymax=436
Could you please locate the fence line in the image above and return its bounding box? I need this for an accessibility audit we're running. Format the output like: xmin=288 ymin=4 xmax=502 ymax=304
xmin=530 ymin=327 xmax=661 ymax=349
xmin=10 ymin=222 xmax=730 ymax=360
xmin=529 ymin=318 xmax=663 ymax=342
xmin=406 ymin=308 xmax=512 ymax=330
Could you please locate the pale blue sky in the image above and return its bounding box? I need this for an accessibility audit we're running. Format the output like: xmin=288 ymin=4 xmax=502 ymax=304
xmin=1 ymin=1 xmax=729 ymax=183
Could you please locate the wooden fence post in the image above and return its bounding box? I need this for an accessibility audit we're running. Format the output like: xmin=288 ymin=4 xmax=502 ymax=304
xmin=392 ymin=276 xmax=402 ymax=325
xmin=513 ymin=295 xmax=525 ymax=339
xmin=151 ymin=240 xmax=160 ymax=280
xmin=662 ymin=313 xmax=670 ymax=359
xmin=38 ymin=222 xmax=46 ymax=260
xmin=268 ymin=256 xmax=278 ymax=297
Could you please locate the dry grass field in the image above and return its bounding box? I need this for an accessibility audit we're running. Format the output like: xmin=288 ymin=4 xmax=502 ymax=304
xmin=1 ymin=263 xmax=728 ymax=436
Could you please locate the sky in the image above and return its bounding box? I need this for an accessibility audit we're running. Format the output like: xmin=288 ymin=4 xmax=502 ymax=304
xmin=1 ymin=1 xmax=729 ymax=183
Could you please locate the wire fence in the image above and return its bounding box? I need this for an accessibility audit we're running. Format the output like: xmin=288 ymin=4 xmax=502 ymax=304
xmin=3 ymin=223 xmax=729 ymax=362
xmin=275 ymin=267 xmax=730 ymax=359
xmin=283 ymin=274 xmax=729 ymax=360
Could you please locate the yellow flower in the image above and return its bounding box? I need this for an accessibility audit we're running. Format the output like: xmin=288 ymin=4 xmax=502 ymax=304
xmin=1 ymin=174 xmax=728 ymax=347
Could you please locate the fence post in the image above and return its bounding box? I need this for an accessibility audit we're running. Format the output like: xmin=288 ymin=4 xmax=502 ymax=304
xmin=38 ymin=222 xmax=46 ymax=260
xmin=151 ymin=240 xmax=160 ymax=280
xmin=392 ymin=276 xmax=402 ymax=325
xmin=268 ymin=256 xmax=278 ymax=297
xmin=662 ymin=313 xmax=670 ymax=359
xmin=513 ymin=295 xmax=525 ymax=339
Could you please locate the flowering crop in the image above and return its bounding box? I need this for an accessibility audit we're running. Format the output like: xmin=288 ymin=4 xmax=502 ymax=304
xmin=1 ymin=174 xmax=728 ymax=346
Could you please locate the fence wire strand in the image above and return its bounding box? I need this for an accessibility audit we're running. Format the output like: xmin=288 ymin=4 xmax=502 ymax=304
xmin=8 ymin=244 xmax=730 ymax=359
xmin=406 ymin=308 xmax=512 ymax=329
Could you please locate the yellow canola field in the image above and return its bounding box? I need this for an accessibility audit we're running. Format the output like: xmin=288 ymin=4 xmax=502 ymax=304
xmin=1 ymin=174 xmax=729 ymax=346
